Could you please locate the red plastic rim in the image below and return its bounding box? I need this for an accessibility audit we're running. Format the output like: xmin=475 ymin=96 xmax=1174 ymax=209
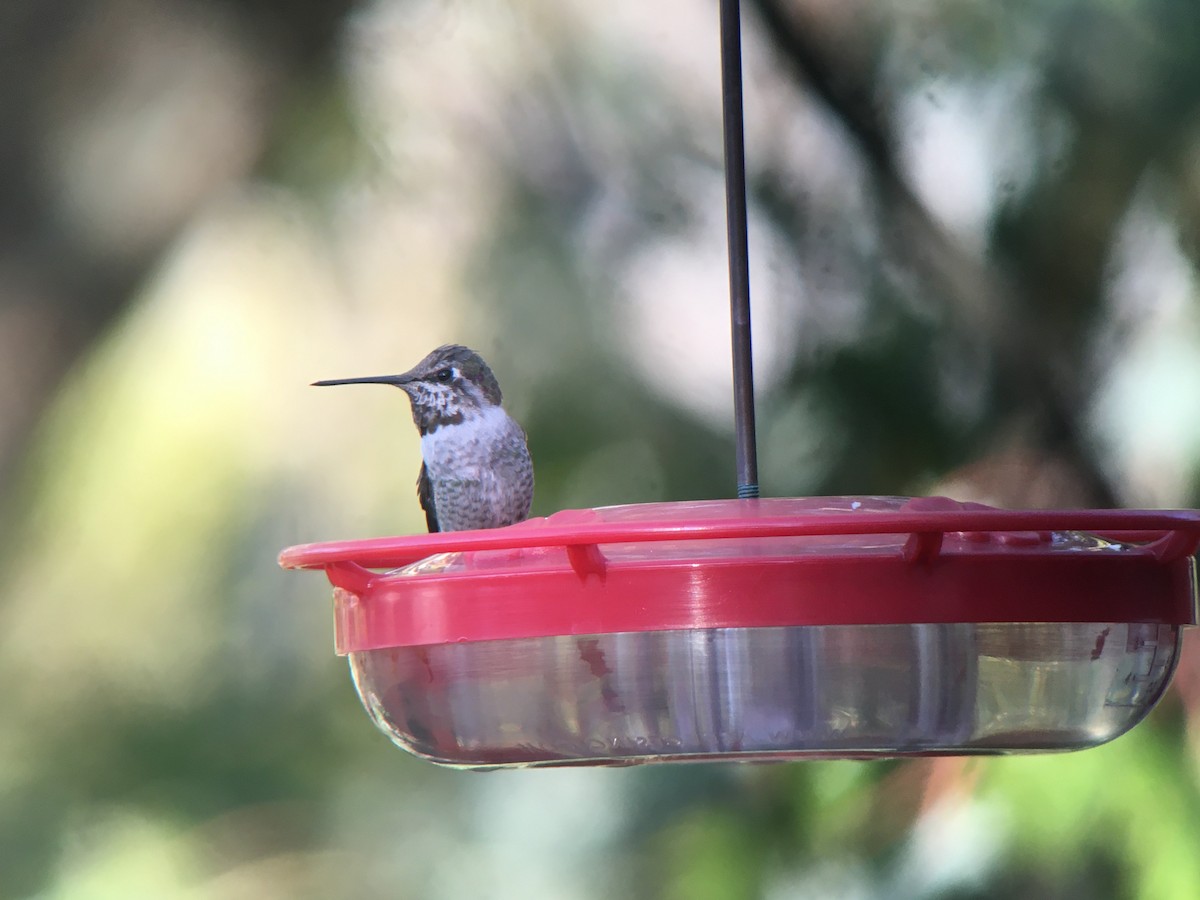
xmin=279 ymin=497 xmax=1200 ymax=652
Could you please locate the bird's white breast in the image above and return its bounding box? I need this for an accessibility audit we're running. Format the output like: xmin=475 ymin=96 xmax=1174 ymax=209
xmin=418 ymin=404 xmax=533 ymax=531
xmin=419 ymin=405 xmax=518 ymax=469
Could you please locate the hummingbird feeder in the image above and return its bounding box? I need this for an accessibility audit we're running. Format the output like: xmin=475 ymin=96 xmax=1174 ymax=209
xmin=280 ymin=1 xmax=1200 ymax=767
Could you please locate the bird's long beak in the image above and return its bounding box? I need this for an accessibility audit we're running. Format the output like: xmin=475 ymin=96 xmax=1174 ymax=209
xmin=311 ymin=374 xmax=413 ymax=388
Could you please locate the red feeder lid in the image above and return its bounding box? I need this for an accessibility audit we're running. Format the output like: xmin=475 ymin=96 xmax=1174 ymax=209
xmin=279 ymin=497 xmax=1200 ymax=654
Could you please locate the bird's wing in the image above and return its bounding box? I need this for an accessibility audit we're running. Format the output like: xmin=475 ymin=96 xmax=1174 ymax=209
xmin=417 ymin=462 xmax=439 ymax=533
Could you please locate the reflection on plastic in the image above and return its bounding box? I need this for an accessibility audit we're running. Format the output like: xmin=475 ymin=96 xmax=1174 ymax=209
xmin=347 ymin=622 xmax=1179 ymax=768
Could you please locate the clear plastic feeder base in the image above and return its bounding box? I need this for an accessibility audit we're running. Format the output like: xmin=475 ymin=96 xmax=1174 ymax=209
xmin=348 ymin=623 xmax=1180 ymax=767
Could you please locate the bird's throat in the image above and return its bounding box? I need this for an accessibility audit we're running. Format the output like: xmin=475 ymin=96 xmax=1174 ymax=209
xmin=418 ymin=409 xmax=466 ymax=436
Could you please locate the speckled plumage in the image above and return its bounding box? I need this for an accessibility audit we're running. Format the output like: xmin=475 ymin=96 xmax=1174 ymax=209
xmin=419 ymin=404 xmax=534 ymax=532
xmin=313 ymin=345 xmax=533 ymax=533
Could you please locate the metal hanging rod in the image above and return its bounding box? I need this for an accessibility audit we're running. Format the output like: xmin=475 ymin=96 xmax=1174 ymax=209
xmin=719 ymin=0 xmax=759 ymax=500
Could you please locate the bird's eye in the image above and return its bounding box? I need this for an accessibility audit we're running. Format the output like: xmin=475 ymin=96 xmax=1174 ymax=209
xmin=435 ymin=368 xmax=454 ymax=382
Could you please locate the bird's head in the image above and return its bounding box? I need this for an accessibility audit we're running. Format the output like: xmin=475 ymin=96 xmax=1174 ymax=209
xmin=313 ymin=344 xmax=503 ymax=434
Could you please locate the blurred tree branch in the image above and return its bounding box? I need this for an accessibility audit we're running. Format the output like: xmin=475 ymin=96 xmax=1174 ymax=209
xmin=749 ymin=0 xmax=1199 ymax=505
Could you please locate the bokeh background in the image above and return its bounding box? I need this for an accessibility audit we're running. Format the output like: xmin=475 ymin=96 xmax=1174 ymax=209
xmin=3 ymin=0 xmax=1200 ymax=897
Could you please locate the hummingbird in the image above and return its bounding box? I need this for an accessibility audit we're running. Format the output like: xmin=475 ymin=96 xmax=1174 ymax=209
xmin=313 ymin=344 xmax=534 ymax=533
